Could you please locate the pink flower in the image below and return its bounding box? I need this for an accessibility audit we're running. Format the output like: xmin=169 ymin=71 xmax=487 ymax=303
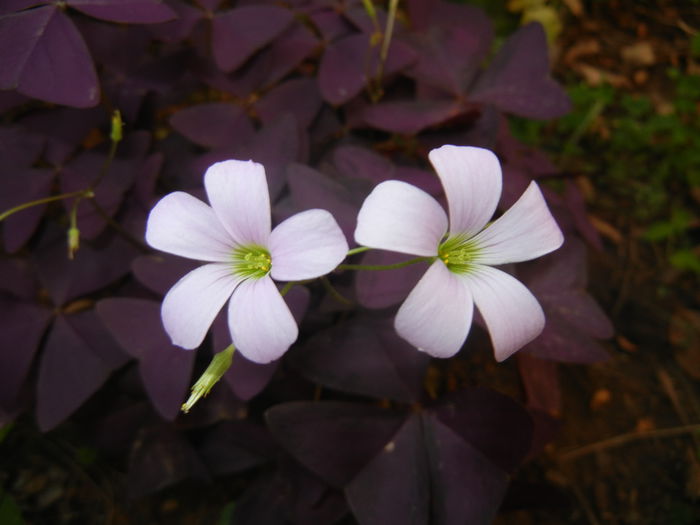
xmin=146 ymin=160 xmax=348 ymax=363
xmin=354 ymin=145 xmax=564 ymax=361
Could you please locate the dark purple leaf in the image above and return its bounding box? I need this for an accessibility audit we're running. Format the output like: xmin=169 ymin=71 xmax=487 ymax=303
xmin=132 ymin=254 xmax=200 ymax=296
xmin=0 ymin=6 xmax=99 ymax=107
xmin=256 ymin=77 xmax=323 ymax=129
xmin=350 ymin=98 xmax=462 ymax=134
xmin=147 ymin=0 xmax=201 ymax=42
xmin=295 ymin=316 xmax=429 ymax=402
xmin=33 ymin=229 xmax=136 ymax=306
xmin=0 ymin=299 xmax=52 ymax=409
xmin=59 ymin=146 xmax=143 ymax=239
xmin=406 ymin=1 xmax=492 ymax=95
xmin=67 ymin=0 xmax=176 ymax=24
xmin=36 ymin=311 xmax=128 ymax=430
xmin=286 ymin=163 xmax=365 ymax=242
xmin=0 ymin=90 xmax=29 ymax=113
xmin=354 ymin=250 xmax=428 ymax=309
xmin=470 ymin=23 xmax=571 ymax=119
xmin=563 ymin=179 xmax=604 ymax=250
xmin=0 ymin=167 xmax=53 ymax=253
xmin=266 ymin=401 xmax=406 ymax=487
xmin=0 ymin=1 xmax=46 ymax=16
xmin=127 ymin=423 xmax=209 ymax=498
xmin=0 ymin=126 xmax=44 ymax=168
xmin=212 ymin=6 xmax=294 ymax=72
xmin=97 ymin=298 xmax=195 ymax=420
xmin=235 ymin=114 xmax=301 ymax=200
xmin=346 ymin=415 xmax=430 ymax=525
xmin=0 ymin=257 xmax=37 ymax=299
xmin=134 ymin=152 xmax=164 ymax=208
xmin=193 ymin=0 xmax=220 ymax=10
xmin=20 ymin=106 xmax=106 ymax=165
xmin=170 ymin=102 xmax=254 ymax=149
xmin=333 ymin=144 xmax=442 ymax=195
xmin=423 ymin=413 xmax=509 ymax=525
xmin=525 ymin=312 xmax=610 ymax=363
xmin=433 ymin=388 xmax=533 ymax=473
xmin=308 ymin=7 xmax=353 ymax=42
xmin=517 ymin=353 xmax=561 ymax=416
xmin=318 ymin=34 xmax=416 ymax=105
xmin=198 ymin=420 xmax=276 ymax=475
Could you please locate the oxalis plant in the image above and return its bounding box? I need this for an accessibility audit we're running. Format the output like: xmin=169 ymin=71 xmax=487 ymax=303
xmin=0 ymin=0 xmax=614 ymax=522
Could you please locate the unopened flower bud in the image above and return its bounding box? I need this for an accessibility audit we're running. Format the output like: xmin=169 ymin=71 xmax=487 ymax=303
xmin=181 ymin=344 xmax=235 ymax=413
xmin=67 ymin=226 xmax=80 ymax=259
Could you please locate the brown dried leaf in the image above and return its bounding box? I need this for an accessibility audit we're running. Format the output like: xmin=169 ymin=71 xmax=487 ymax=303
xmin=621 ymin=41 xmax=656 ymax=66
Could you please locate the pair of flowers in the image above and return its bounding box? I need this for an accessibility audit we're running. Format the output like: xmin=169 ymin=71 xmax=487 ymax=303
xmin=146 ymin=145 xmax=563 ymax=364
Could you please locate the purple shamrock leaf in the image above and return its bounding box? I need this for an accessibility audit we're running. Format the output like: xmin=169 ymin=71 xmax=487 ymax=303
xmin=33 ymin=228 xmax=137 ymax=307
xmin=0 ymin=125 xmax=44 ymax=168
xmin=37 ymin=310 xmax=129 ymax=431
xmin=470 ymin=23 xmax=571 ymax=120
xmin=318 ymin=33 xmax=416 ymax=105
xmin=212 ymin=5 xmax=294 ymax=72
xmin=406 ymin=0 xmax=493 ymax=96
xmin=66 ymin=0 xmax=176 ymax=24
xmin=170 ymin=102 xmax=255 ymax=150
xmin=266 ymin=401 xmax=406 ymax=488
xmin=423 ymin=413 xmax=509 ymax=525
xmin=256 ymin=77 xmax=323 ymax=130
xmin=345 ymin=415 xmax=430 ymax=525
xmin=97 ymin=298 xmax=196 ymax=420
xmin=0 ymin=167 xmax=54 ymax=253
xmin=349 ymin=98 xmax=462 ymax=135
xmin=0 ymin=5 xmax=99 ymax=107
xmin=0 ymin=298 xmax=53 ymax=410
xmin=286 ymin=162 xmax=366 ymax=242
xmin=127 ymin=423 xmax=209 ymax=498
xmin=519 ymin=238 xmax=613 ymax=363
xmin=294 ymin=316 xmax=430 ymax=402
xmin=354 ymin=250 xmax=429 ymax=309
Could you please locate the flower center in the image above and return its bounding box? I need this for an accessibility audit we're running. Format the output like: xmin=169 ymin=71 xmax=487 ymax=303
xmin=231 ymin=245 xmax=271 ymax=279
xmin=438 ymin=236 xmax=480 ymax=274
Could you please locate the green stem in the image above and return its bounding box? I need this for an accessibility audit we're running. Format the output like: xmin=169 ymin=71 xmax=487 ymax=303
xmin=0 ymin=190 xmax=91 ymax=222
xmin=279 ymin=281 xmax=295 ymax=297
xmin=320 ymin=276 xmax=353 ymax=305
xmin=346 ymin=246 xmax=371 ymax=257
xmin=337 ymin=256 xmax=433 ymax=271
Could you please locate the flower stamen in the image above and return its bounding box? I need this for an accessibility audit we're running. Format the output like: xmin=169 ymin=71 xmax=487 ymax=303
xmin=232 ymin=245 xmax=272 ymax=278
xmin=438 ymin=236 xmax=479 ymax=274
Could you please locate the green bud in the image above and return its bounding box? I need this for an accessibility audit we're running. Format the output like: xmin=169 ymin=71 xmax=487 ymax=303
xmin=110 ymin=110 xmax=123 ymax=143
xmin=181 ymin=344 xmax=235 ymax=413
xmin=67 ymin=226 xmax=80 ymax=260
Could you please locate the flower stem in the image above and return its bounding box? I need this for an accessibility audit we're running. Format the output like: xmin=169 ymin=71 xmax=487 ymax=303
xmin=337 ymin=256 xmax=433 ymax=271
xmin=181 ymin=344 xmax=235 ymax=414
xmin=320 ymin=276 xmax=353 ymax=305
xmin=0 ymin=190 xmax=92 ymax=222
xmin=346 ymin=246 xmax=371 ymax=257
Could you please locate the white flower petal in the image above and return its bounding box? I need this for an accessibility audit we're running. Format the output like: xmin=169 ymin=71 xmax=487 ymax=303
xmin=269 ymin=209 xmax=348 ymax=281
xmin=429 ymin=145 xmax=502 ymax=238
xmin=161 ymin=263 xmax=243 ymax=349
xmin=228 ymin=276 xmax=298 ymax=364
xmin=462 ymin=265 xmax=545 ymax=362
xmin=354 ymin=180 xmax=447 ymax=256
xmin=395 ymin=260 xmax=473 ymax=358
xmin=204 ymin=160 xmax=271 ymax=246
xmin=145 ymin=192 xmax=236 ymax=262
xmin=471 ymin=181 xmax=564 ymax=265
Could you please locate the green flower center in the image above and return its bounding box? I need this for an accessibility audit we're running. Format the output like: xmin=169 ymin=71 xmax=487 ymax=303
xmin=231 ymin=245 xmax=271 ymax=279
xmin=438 ymin=235 xmax=480 ymax=274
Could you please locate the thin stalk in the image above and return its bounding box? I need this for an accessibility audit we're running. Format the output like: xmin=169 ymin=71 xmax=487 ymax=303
xmin=320 ymin=276 xmax=353 ymax=305
xmin=338 ymin=256 xmax=433 ymax=271
xmin=0 ymin=190 xmax=91 ymax=222
xmin=347 ymin=246 xmax=371 ymax=257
